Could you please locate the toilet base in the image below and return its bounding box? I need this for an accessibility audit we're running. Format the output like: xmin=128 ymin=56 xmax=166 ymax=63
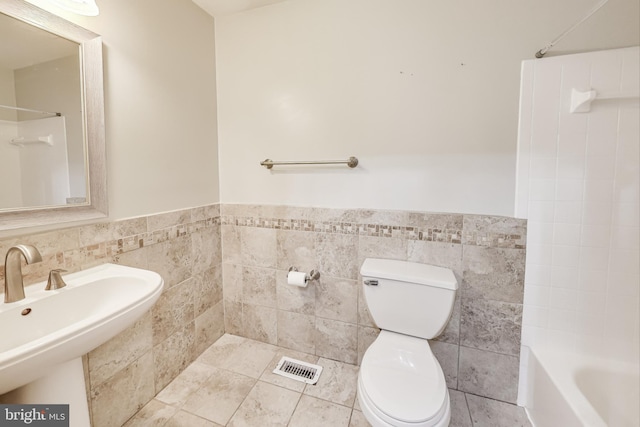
xmin=357 ymin=375 xmax=450 ymax=427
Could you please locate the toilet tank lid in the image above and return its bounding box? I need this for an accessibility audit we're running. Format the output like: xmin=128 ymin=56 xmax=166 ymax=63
xmin=360 ymin=258 xmax=458 ymax=290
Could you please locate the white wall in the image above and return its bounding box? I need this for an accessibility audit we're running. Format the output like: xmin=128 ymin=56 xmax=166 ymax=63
xmin=25 ymin=0 xmax=220 ymax=221
xmin=516 ymin=47 xmax=639 ymax=370
xmin=215 ymin=0 xmax=639 ymax=216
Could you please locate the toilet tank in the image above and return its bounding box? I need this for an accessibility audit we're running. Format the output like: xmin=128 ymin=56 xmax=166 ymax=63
xmin=360 ymin=258 xmax=458 ymax=340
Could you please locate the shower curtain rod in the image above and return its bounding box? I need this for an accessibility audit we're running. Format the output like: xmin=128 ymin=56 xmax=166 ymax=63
xmin=0 ymin=104 xmax=61 ymax=117
xmin=535 ymin=0 xmax=609 ymax=58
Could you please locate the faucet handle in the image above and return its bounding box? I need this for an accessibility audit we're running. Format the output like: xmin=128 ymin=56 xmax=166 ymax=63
xmin=45 ymin=269 xmax=67 ymax=290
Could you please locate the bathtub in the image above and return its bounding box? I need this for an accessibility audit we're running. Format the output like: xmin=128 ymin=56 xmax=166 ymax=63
xmin=524 ymin=348 xmax=640 ymax=427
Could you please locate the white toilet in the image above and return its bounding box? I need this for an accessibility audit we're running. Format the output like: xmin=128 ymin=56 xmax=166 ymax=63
xmin=358 ymin=258 xmax=458 ymax=427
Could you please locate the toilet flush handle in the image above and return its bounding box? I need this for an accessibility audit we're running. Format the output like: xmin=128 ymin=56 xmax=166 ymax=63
xmin=364 ymin=279 xmax=378 ymax=286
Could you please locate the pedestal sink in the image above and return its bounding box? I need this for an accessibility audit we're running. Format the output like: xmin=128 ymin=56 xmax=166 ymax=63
xmin=0 ymin=263 xmax=163 ymax=425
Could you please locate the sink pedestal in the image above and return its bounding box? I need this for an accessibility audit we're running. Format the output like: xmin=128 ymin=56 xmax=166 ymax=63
xmin=0 ymin=357 xmax=90 ymax=427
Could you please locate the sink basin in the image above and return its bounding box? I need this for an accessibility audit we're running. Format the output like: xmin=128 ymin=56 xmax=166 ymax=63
xmin=0 ymin=263 xmax=163 ymax=395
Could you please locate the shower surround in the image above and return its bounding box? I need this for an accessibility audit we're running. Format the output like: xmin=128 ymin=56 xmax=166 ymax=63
xmin=0 ymin=203 xmax=526 ymax=425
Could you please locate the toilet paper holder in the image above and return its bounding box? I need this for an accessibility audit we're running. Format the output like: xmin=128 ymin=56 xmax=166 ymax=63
xmin=288 ymin=266 xmax=320 ymax=283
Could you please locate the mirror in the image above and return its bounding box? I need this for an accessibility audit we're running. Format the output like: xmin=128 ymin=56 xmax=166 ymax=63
xmin=0 ymin=0 xmax=106 ymax=232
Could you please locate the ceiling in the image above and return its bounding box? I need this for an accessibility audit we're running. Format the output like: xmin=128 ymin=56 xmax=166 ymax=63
xmin=0 ymin=12 xmax=78 ymax=70
xmin=192 ymin=0 xmax=288 ymax=17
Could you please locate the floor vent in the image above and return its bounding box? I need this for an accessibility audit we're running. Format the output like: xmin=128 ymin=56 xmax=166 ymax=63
xmin=273 ymin=357 xmax=323 ymax=385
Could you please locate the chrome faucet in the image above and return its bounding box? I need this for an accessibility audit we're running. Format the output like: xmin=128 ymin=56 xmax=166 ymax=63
xmin=3 ymin=245 xmax=42 ymax=303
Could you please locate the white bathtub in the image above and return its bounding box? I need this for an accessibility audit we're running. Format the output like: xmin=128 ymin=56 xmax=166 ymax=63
xmin=524 ymin=348 xmax=640 ymax=427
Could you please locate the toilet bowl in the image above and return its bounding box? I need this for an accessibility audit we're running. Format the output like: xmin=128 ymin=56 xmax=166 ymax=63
xmin=358 ymin=258 xmax=458 ymax=427
xmin=357 ymin=331 xmax=450 ymax=427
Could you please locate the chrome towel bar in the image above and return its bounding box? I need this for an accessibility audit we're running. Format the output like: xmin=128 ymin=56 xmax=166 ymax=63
xmin=260 ymin=156 xmax=358 ymax=169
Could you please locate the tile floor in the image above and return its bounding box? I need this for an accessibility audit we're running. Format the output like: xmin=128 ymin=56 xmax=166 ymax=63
xmin=124 ymin=334 xmax=531 ymax=427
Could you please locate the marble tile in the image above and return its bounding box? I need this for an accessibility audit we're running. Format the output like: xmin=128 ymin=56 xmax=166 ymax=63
xmin=407 ymin=240 xmax=463 ymax=274
xmin=196 ymin=333 xmax=246 ymax=367
xmin=241 ymin=227 xmax=277 ymax=268
xmin=228 ymin=381 xmax=301 ymax=427
xmin=449 ymin=389 xmax=472 ymax=427
xmin=165 ymin=411 xmax=222 ymax=427
xmin=195 ymin=301 xmax=225 ymax=356
xmin=191 ymin=204 xmax=220 ymax=222
xmin=430 ymin=340 xmax=458 ymax=389
xmin=458 ymin=347 xmax=520 ymax=404
xmin=0 ymin=227 xmax=80 ymax=258
xmin=277 ymin=310 xmax=316 ymax=354
xmin=462 ymin=246 xmax=525 ymax=304
xmin=303 ymin=357 xmax=359 ymax=407
xmin=90 ymin=352 xmax=155 ymax=427
xmin=359 ymin=209 xmax=410 ymax=226
xmin=88 ymin=312 xmax=153 ymax=386
xmin=408 ymin=212 xmax=464 ymax=231
xmin=466 ymin=393 xmax=532 ymax=427
xmin=112 ymin=245 xmax=149 ymax=269
xmin=147 ymin=235 xmax=193 ymax=288
xmin=349 ymin=409 xmax=372 ymax=427
xmin=315 ymin=276 xmax=358 ymax=323
xmin=221 ymin=225 xmax=242 ymax=264
xmin=357 ymin=283 xmax=376 ymax=327
xmin=222 ymin=263 xmax=243 ymax=302
xmin=276 ymin=229 xmax=316 ymax=271
xmin=260 ymin=348 xmax=320 ymax=392
xmin=462 ymin=215 xmax=527 ymax=248
xmin=433 ymin=292 xmax=461 ymax=344
xmin=460 ymin=298 xmax=522 ymax=356
xmin=308 ymin=207 xmax=359 ymax=223
xmin=191 ymin=226 xmax=221 ymax=274
xmin=156 ymin=361 xmax=218 ymax=407
xmin=153 ymin=322 xmax=196 ymax=393
xmin=316 ymin=233 xmax=359 ymax=280
xmin=276 ymin=270 xmax=315 ymax=315
xmin=243 ymin=266 xmax=277 ymax=308
xmin=152 ymin=278 xmax=195 ymax=345
xmin=357 ymin=235 xmax=408 ymax=267
xmin=146 ymin=209 xmax=192 ymax=232
xmin=357 ymin=326 xmax=379 ymax=365
xmin=194 ymin=266 xmax=223 ymax=317
xmin=243 ymin=303 xmax=277 ymax=345
xmin=289 ymin=395 xmax=352 ymax=427
xmin=315 ymin=318 xmax=358 ymax=364
xmin=78 ymin=217 xmax=147 ymax=247
xmin=224 ymin=300 xmax=243 ymax=335
xmin=122 ymin=399 xmax=177 ymax=427
xmin=182 ymin=367 xmax=256 ymax=425
xmin=198 ymin=334 xmax=278 ymax=379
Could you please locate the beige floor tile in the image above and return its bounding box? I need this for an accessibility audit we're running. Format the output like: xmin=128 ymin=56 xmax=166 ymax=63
xmin=182 ymin=367 xmax=256 ymax=425
xmin=122 ymin=399 xmax=177 ymax=427
xmin=199 ymin=333 xmax=278 ymax=379
xmin=349 ymin=409 xmax=372 ymax=427
xmin=288 ymin=395 xmax=352 ymax=427
xmin=165 ymin=411 xmax=223 ymax=427
xmin=156 ymin=361 xmax=218 ymax=407
xmin=303 ymin=357 xmax=359 ymax=407
xmin=259 ymin=348 xmax=320 ymax=392
xmin=227 ymin=381 xmax=301 ymax=427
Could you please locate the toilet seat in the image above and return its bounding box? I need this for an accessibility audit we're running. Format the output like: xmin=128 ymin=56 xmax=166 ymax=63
xmin=358 ymin=330 xmax=449 ymax=427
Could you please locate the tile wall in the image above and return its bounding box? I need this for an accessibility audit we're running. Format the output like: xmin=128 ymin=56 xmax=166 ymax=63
xmin=0 ymin=204 xmax=223 ymax=427
xmin=220 ymin=204 xmax=527 ymax=404
xmin=516 ymin=47 xmax=640 ymax=366
xmin=0 ymin=201 xmax=527 ymax=424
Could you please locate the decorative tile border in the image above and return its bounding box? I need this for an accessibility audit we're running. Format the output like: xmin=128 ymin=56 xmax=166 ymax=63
xmin=0 ymin=214 xmax=221 ymax=284
xmin=221 ymin=211 xmax=526 ymax=249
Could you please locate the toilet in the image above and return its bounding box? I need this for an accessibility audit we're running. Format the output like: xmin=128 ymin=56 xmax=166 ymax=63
xmin=358 ymin=258 xmax=458 ymax=427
